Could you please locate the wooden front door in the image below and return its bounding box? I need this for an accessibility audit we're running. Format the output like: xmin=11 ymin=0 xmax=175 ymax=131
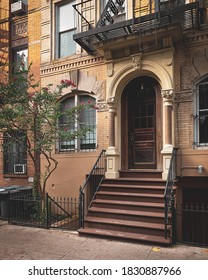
xmin=128 ymin=80 xmax=156 ymax=169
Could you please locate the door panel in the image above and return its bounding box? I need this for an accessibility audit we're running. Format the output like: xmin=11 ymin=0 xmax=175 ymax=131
xmin=129 ymin=88 xmax=156 ymax=169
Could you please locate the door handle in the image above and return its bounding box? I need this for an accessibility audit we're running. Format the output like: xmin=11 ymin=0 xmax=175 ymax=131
xmin=131 ymin=133 xmax=135 ymax=144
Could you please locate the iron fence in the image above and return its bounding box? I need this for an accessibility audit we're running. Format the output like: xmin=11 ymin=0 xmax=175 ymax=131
xmin=49 ymin=196 xmax=79 ymax=230
xmin=7 ymin=192 xmax=79 ymax=230
xmin=8 ymin=192 xmax=48 ymax=228
xmin=176 ymin=202 xmax=208 ymax=246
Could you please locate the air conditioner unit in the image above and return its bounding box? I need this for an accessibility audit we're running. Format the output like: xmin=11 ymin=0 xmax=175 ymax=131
xmin=11 ymin=1 xmax=27 ymax=15
xmin=14 ymin=164 xmax=26 ymax=174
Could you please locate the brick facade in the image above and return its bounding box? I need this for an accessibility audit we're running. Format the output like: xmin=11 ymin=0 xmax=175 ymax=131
xmin=0 ymin=0 xmax=41 ymax=187
xmin=1 ymin=0 xmax=208 ymax=198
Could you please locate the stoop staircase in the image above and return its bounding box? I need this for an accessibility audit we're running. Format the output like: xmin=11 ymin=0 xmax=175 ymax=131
xmin=79 ymin=170 xmax=176 ymax=245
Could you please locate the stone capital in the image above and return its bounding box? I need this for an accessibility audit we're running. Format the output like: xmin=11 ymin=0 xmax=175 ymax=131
xmin=107 ymin=97 xmax=118 ymax=112
xmin=161 ymin=89 xmax=174 ymax=106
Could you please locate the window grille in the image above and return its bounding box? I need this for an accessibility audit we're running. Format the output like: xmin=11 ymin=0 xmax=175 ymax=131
xmin=58 ymin=95 xmax=96 ymax=152
xmin=3 ymin=131 xmax=27 ymax=175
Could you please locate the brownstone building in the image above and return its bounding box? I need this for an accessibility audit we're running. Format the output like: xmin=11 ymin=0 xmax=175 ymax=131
xmin=1 ymin=0 xmax=208 ymax=246
xmin=39 ymin=0 xmax=208 ymax=245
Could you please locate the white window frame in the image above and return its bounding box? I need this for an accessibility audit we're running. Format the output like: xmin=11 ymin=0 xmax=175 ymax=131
xmin=55 ymin=0 xmax=76 ymax=59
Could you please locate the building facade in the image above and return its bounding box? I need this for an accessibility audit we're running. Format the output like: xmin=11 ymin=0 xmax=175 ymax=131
xmin=0 ymin=0 xmax=41 ymax=187
xmin=1 ymin=0 xmax=208 ymax=245
xmin=39 ymin=0 xmax=208 ymax=244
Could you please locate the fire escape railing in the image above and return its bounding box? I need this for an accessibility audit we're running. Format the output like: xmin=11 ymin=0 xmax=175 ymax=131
xmin=73 ymin=1 xmax=200 ymax=54
xmin=79 ymin=150 xmax=106 ymax=229
xmin=0 ymin=18 xmax=9 ymax=72
xmin=96 ymin=0 xmax=125 ymax=27
xmin=164 ymin=147 xmax=177 ymax=240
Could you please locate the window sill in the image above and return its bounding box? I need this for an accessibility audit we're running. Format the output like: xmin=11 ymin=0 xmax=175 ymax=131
xmin=3 ymin=174 xmax=28 ymax=178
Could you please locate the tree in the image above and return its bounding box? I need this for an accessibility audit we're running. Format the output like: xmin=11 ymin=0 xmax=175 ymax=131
xmin=0 ymin=65 xmax=95 ymax=199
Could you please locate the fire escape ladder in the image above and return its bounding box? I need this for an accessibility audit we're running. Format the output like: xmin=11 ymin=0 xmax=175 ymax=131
xmin=96 ymin=0 xmax=125 ymax=28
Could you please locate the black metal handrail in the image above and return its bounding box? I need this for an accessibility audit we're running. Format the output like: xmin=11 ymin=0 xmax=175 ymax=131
xmin=79 ymin=150 xmax=106 ymax=228
xmin=164 ymin=147 xmax=177 ymax=239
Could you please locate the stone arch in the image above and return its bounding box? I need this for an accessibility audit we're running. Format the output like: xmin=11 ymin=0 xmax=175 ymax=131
xmin=108 ymin=60 xmax=173 ymax=100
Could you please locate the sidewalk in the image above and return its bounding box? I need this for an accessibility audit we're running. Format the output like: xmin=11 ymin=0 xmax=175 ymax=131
xmin=0 ymin=220 xmax=208 ymax=260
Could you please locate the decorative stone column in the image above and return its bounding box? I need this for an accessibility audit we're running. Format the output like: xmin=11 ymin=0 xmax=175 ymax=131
xmin=161 ymin=89 xmax=174 ymax=180
xmin=105 ymin=97 xmax=120 ymax=179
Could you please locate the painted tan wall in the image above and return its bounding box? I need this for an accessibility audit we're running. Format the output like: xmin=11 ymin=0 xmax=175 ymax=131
xmin=43 ymin=152 xmax=99 ymax=198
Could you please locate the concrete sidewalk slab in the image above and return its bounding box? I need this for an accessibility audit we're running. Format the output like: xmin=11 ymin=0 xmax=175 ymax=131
xmin=0 ymin=221 xmax=208 ymax=260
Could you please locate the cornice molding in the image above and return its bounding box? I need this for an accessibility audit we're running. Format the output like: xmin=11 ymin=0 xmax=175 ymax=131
xmin=40 ymin=56 xmax=104 ymax=76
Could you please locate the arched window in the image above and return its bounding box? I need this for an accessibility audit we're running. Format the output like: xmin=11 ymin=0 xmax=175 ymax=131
xmin=194 ymin=77 xmax=208 ymax=146
xmin=58 ymin=94 xmax=96 ymax=152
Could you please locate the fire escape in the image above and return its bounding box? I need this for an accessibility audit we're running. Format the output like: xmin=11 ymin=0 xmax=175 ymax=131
xmin=0 ymin=15 xmax=9 ymax=75
xmin=73 ymin=0 xmax=202 ymax=55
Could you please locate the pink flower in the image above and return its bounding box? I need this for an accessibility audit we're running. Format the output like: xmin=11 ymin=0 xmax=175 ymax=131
xmin=65 ymin=79 xmax=71 ymax=86
xmin=60 ymin=79 xmax=76 ymax=87
xmin=88 ymin=100 xmax=91 ymax=104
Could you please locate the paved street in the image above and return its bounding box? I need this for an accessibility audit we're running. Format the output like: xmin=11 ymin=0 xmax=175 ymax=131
xmin=0 ymin=220 xmax=208 ymax=260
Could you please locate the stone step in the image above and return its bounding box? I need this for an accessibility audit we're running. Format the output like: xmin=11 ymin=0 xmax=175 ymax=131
xmin=84 ymin=216 xmax=170 ymax=237
xmin=102 ymin=177 xmax=166 ymax=186
xmin=88 ymin=207 xmax=168 ymax=223
xmin=100 ymin=184 xmax=166 ymax=194
xmin=96 ymin=191 xmax=164 ymax=203
xmin=92 ymin=199 xmax=165 ymax=212
xmin=119 ymin=170 xmax=163 ymax=179
xmin=78 ymin=227 xmax=171 ymax=245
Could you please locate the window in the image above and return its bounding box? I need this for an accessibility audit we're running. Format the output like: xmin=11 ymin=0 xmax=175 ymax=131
xmin=13 ymin=47 xmax=28 ymax=72
xmin=57 ymin=1 xmax=76 ymax=58
xmin=195 ymin=77 xmax=208 ymax=146
xmin=58 ymin=95 xmax=96 ymax=152
xmin=3 ymin=131 xmax=27 ymax=175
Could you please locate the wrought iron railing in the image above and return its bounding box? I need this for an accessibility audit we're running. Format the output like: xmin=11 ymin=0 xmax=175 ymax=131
xmin=79 ymin=149 xmax=106 ymax=228
xmin=164 ymin=147 xmax=177 ymax=240
xmin=6 ymin=191 xmax=79 ymax=230
xmin=48 ymin=195 xmax=79 ymax=230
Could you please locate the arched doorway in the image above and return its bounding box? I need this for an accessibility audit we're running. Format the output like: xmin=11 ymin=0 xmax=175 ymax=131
xmin=121 ymin=76 xmax=162 ymax=170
